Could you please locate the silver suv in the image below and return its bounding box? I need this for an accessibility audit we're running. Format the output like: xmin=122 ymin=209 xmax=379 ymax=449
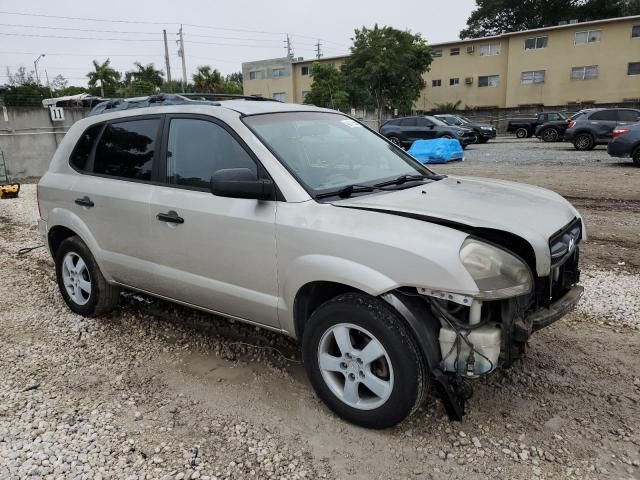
xmin=38 ymin=97 xmax=585 ymax=428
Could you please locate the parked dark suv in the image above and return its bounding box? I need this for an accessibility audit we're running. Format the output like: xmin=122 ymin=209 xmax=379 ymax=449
xmin=564 ymin=108 xmax=640 ymax=150
xmin=434 ymin=114 xmax=496 ymax=143
xmin=380 ymin=116 xmax=477 ymax=149
xmin=608 ymin=122 xmax=640 ymax=166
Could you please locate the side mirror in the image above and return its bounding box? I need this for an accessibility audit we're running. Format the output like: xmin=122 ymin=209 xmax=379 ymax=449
xmin=210 ymin=168 xmax=275 ymax=200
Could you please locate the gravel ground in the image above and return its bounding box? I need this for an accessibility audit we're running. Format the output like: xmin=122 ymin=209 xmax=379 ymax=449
xmin=1 ymin=172 xmax=640 ymax=479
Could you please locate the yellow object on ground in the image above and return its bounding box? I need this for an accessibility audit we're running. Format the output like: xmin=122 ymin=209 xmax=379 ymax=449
xmin=0 ymin=183 xmax=20 ymax=199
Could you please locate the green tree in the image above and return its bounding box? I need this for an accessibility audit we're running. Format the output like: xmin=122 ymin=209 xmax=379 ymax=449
xmin=341 ymin=25 xmax=432 ymax=122
xmin=87 ymin=59 xmax=121 ymax=97
xmin=303 ymin=62 xmax=350 ymax=110
xmin=192 ymin=66 xmax=223 ymax=93
xmin=1 ymin=67 xmax=50 ymax=106
xmin=223 ymin=72 xmax=243 ymax=94
xmin=126 ymin=62 xmax=164 ymax=87
xmin=461 ymin=0 xmax=640 ymax=38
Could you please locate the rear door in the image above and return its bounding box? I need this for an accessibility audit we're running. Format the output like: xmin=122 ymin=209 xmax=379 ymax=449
xmin=71 ymin=116 xmax=161 ymax=288
xmin=147 ymin=115 xmax=279 ymax=327
xmin=587 ymin=110 xmax=618 ymax=142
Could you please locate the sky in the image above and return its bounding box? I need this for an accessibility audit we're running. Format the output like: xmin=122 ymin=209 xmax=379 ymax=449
xmin=0 ymin=0 xmax=477 ymax=87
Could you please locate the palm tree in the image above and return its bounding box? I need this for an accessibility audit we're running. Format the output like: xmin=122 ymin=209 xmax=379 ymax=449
xmin=192 ymin=66 xmax=223 ymax=93
xmin=128 ymin=62 xmax=164 ymax=87
xmin=87 ymin=59 xmax=121 ymax=97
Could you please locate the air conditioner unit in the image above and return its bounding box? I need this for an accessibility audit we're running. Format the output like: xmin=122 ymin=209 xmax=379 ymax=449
xmin=466 ymin=45 xmax=475 ymax=54
xmin=465 ymin=77 xmax=474 ymax=85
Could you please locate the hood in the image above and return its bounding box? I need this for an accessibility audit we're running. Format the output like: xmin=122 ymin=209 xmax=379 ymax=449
xmin=330 ymin=176 xmax=582 ymax=276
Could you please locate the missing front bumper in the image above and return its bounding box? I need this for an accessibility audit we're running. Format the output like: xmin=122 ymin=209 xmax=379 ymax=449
xmin=528 ymin=285 xmax=584 ymax=332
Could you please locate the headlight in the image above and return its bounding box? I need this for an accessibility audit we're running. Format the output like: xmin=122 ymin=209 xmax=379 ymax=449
xmin=481 ymin=126 xmax=492 ymax=131
xmin=460 ymin=238 xmax=533 ymax=299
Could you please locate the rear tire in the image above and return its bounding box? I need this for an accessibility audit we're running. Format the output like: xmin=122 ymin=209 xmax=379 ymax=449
xmin=633 ymin=146 xmax=640 ymax=167
xmin=540 ymin=128 xmax=559 ymax=142
xmin=55 ymin=236 xmax=120 ymax=317
xmin=515 ymin=128 xmax=528 ymax=139
xmin=302 ymin=293 xmax=427 ymax=429
xmin=574 ymin=133 xmax=595 ymax=151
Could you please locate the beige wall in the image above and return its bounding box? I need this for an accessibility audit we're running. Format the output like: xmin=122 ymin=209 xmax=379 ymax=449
xmin=242 ymin=16 xmax=640 ymax=109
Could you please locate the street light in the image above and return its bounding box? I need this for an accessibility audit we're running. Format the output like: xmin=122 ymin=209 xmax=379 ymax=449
xmin=34 ymin=54 xmax=45 ymax=84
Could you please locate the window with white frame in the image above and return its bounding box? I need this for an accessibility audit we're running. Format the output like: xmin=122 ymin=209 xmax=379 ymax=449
xmin=575 ymin=30 xmax=601 ymax=45
xmin=633 ymin=25 xmax=640 ymax=38
xmin=450 ymin=77 xmax=460 ymax=86
xmin=273 ymin=92 xmax=287 ymax=102
xmin=524 ymin=36 xmax=548 ymax=50
xmin=628 ymin=62 xmax=640 ymax=76
xmin=521 ymin=70 xmax=546 ymax=84
xmin=478 ymin=75 xmax=499 ymax=87
xmin=248 ymin=70 xmax=264 ymax=81
xmin=272 ymin=68 xmax=289 ymax=78
xmin=432 ymin=79 xmax=442 ymax=87
xmin=571 ymin=65 xmax=598 ymax=80
xmin=479 ymin=43 xmax=501 ymax=56
xmin=301 ymin=66 xmax=310 ymax=75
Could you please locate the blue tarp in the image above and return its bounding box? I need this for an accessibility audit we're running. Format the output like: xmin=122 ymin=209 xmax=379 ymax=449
xmin=407 ymin=138 xmax=464 ymax=164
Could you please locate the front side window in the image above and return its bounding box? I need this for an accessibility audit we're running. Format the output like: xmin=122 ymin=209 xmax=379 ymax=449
xmin=93 ymin=119 xmax=159 ymax=181
xmin=571 ymin=65 xmax=598 ymax=80
xmin=628 ymin=62 xmax=640 ymax=75
xmin=70 ymin=123 xmax=103 ymax=171
xmin=521 ymin=70 xmax=546 ymax=84
xmin=479 ymin=43 xmax=501 ymax=56
xmin=524 ymin=36 xmax=548 ymax=50
xmin=478 ymin=75 xmax=499 ymax=87
xmin=166 ymin=118 xmax=257 ymax=189
xmin=575 ymin=30 xmax=601 ymax=45
xmin=450 ymin=77 xmax=460 ymax=86
xmin=244 ymin=112 xmax=431 ymax=195
xmin=416 ymin=117 xmax=434 ymax=127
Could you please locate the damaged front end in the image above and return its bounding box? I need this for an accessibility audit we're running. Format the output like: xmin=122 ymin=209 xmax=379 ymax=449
xmin=385 ymin=218 xmax=584 ymax=421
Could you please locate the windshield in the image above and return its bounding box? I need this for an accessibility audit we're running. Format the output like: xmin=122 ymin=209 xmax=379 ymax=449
xmin=440 ymin=115 xmax=464 ymax=126
xmin=427 ymin=116 xmax=448 ymax=126
xmin=244 ymin=112 xmax=434 ymax=196
xmin=458 ymin=116 xmax=472 ymax=124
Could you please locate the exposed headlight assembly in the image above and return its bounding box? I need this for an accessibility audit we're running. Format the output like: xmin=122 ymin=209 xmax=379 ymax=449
xmin=460 ymin=238 xmax=533 ymax=300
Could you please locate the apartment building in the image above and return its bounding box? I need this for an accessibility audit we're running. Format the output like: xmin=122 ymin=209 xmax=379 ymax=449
xmin=242 ymin=15 xmax=640 ymax=110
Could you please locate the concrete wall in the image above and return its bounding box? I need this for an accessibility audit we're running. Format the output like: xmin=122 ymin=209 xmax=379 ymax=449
xmin=0 ymin=106 xmax=88 ymax=178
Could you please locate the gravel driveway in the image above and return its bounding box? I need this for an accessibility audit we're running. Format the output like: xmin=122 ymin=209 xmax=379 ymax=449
xmin=1 ymin=155 xmax=639 ymax=479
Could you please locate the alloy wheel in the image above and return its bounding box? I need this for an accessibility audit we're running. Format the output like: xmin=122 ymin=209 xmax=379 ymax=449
xmin=317 ymin=323 xmax=394 ymax=410
xmin=61 ymin=252 xmax=92 ymax=306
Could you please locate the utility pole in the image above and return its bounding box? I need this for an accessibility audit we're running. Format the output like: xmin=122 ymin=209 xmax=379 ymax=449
xmin=163 ymin=29 xmax=172 ymax=83
xmin=177 ymin=25 xmax=187 ymax=92
xmin=314 ymin=40 xmax=323 ymax=59
xmin=34 ymin=53 xmax=45 ymax=84
xmin=284 ymin=34 xmax=294 ymax=60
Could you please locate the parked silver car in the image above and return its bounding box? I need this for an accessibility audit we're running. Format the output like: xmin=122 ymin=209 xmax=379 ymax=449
xmin=38 ymin=97 xmax=585 ymax=428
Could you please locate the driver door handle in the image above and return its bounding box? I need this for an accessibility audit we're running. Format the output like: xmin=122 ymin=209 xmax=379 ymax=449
xmin=74 ymin=196 xmax=94 ymax=207
xmin=156 ymin=210 xmax=184 ymax=224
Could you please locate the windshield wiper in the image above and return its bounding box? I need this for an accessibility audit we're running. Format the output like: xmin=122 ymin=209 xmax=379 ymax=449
xmin=375 ymin=173 xmax=446 ymax=187
xmin=316 ymin=184 xmax=382 ymax=199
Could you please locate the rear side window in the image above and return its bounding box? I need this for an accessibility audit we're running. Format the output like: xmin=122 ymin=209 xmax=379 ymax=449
xmin=588 ymin=110 xmax=617 ymax=121
xmin=94 ymin=118 xmax=160 ymax=181
xmin=617 ymin=110 xmax=640 ymax=122
xmin=166 ymin=118 xmax=257 ymax=189
xmin=70 ymin=123 xmax=103 ymax=171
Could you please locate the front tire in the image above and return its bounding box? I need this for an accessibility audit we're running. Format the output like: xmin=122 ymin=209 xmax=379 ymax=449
xmin=302 ymin=293 xmax=427 ymax=429
xmin=574 ymin=133 xmax=595 ymax=151
xmin=515 ymin=127 xmax=528 ymax=139
xmin=540 ymin=128 xmax=559 ymax=142
xmin=55 ymin=236 xmax=120 ymax=316
xmin=388 ymin=136 xmax=402 ymax=147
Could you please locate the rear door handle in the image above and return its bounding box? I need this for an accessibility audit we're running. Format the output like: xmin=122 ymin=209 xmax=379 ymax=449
xmin=156 ymin=210 xmax=184 ymax=224
xmin=74 ymin=196 xmax=94 ymax=207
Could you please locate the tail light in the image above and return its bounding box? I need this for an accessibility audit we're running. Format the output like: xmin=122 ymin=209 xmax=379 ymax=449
xmin=612 ymin=128 xmax=630 ymax=139
xmin=567 ymin=120 xmax=576 ymax=129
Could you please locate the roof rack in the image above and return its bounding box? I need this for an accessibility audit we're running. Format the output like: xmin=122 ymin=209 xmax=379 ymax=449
xmin=89 ymin=92 xmax=279 ymax=116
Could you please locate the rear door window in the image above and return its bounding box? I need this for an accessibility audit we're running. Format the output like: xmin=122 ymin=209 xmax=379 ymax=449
xmin=70 ymin=123 xmax=103 ymax=171
xmin=165 ymin=118 xmax=258 ymax=189
xmin=93 ymin=118 xmax=160 ymax=181
xmin=617 ymin=110 xmax=640 ymax=122
xmin=588 ymin=110 xmax=617 ymax=121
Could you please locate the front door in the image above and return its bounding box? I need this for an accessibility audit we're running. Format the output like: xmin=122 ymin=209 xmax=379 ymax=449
xmin=414 ymin=117 xmax=439 ymax=140
xmin=147 ymin=115 xmax=280 ymax=328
